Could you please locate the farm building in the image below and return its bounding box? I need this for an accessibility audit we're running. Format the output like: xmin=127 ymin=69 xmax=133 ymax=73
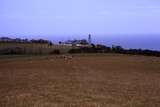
xmin=59 ymin=34 xmax=92 ymax=48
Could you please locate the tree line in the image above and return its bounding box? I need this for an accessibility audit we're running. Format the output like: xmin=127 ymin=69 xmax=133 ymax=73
xmin=68 ymin=44 xmax=160 ymax=57
xmin=0 ymin=37 xmax=52 ymax=45
xmin=0 ymin=37 xmax=160 ymax=57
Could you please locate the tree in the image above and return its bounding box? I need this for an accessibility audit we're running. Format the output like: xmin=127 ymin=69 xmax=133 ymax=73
xmin=50 ymin=49 xmax=61 ymax=55
xmin=112 ymin=45 xmax=124 ymax=53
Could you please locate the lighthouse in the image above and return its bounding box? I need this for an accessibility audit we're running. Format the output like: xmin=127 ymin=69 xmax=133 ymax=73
xmin=88 ymin=34 xmax=92 ymax=45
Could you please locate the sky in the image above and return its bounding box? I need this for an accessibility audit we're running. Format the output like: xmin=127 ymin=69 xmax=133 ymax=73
xmin=0 ymin=0 xmax=160 ymax=50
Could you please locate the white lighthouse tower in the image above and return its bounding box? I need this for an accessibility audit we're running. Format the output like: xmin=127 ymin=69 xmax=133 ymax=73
xmin=88 ymin=34 xmax=92 ymax=45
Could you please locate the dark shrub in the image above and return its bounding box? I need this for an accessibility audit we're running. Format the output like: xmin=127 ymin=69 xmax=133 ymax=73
xmin=50 ymin=49 xmax=61 ymax=55
xmin=0 ymin=47 xmax=23 ymax=55
xmin=112 ymin=45 xmax=124 ymax=53
xmin=68 ymin=49 xmax=82 ymax=54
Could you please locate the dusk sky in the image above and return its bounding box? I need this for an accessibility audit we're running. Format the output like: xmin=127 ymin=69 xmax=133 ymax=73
xmin=0 ymin=0 xmax=160 ymax=50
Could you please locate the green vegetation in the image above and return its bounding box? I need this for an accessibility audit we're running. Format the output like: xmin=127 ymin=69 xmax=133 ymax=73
xmin=0 ymin=37 xmax=160 ymax=57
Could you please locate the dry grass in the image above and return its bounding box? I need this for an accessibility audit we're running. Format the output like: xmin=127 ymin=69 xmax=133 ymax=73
xmin=0 ymin=54 xmax=160 ymax=107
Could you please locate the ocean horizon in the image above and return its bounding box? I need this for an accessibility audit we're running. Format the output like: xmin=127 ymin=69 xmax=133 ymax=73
xmin=48 ymin=35 xmax=160 ymax=51
xmin=2 ymin=34 xmax=160 ymax=51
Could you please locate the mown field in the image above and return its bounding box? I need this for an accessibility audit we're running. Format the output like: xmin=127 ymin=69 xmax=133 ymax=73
xmin=0 ymin=54 xmax=160 ymax=107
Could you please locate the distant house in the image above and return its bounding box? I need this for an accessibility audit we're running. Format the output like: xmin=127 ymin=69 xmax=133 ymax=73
xmin=58 ymin=34 xmax=92 ymax=47
xmin=59 ymin=39 xmax=91 ymax=47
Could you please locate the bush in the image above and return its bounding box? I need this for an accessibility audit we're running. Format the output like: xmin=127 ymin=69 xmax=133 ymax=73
xmin=68 ymin=49 xmax=82 ymax=54
xmin=50 ymin=49 xmax=61 ymax=55
xmin=0 ymin=47 xmax=24 ymax=55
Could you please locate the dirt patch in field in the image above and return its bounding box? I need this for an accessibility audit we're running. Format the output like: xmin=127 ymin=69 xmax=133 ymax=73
xmin=0 ymin=54 xmax=160 ymax=107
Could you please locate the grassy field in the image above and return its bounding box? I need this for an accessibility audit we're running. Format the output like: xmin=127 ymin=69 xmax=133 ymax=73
xmin=0 ymin=54 xmax=160 ymax=107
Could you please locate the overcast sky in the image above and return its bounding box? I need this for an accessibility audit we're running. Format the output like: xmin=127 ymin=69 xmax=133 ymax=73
xmin=0 ymin=0 xmax=160 ymax=49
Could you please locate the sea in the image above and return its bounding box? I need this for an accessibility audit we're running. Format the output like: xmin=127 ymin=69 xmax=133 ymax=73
xmin=49 ymin=35 xmax=160 ymax=51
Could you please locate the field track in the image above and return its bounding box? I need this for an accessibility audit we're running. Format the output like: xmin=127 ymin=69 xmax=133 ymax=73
xmin=0 ymin=54 xmax=160 ymax=107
